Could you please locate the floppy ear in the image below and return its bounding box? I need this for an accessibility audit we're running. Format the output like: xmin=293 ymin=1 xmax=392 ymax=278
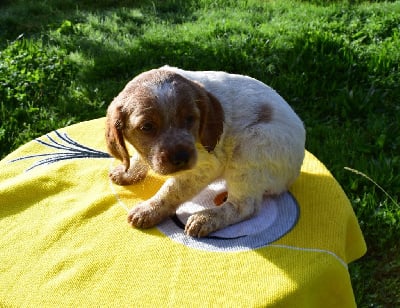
xmin=105 ymin=103 xmax=130 ymax=171
xmin=198 ymin=91 xmax=224 ymax=152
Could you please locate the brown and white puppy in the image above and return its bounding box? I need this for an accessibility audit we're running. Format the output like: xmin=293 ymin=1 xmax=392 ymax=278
xmin=106 ymin=66 xmax=305 ymax=237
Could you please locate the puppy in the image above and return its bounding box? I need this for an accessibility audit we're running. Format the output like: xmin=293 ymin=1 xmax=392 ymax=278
xmin=106 ymin=66 xmax=305 ymax=237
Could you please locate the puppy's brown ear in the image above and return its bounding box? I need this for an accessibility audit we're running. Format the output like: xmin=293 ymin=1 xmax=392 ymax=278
xmin=105 ymin=103 xmax=130 ymax=171
xmin=198 ymin=92 xmax=224 ymax=152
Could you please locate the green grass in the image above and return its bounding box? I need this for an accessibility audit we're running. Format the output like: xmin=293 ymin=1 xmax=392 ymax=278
xmin=1 ymin=0 xmax=400 ymax=306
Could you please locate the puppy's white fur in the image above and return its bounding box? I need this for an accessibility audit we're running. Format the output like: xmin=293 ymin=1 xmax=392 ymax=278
xmin=106 ymin=66 xmax=305 ymax=237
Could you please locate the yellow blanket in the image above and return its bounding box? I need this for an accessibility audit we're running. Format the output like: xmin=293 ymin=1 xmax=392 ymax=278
xmin=0 ymin=118 xmax=366 ymax=307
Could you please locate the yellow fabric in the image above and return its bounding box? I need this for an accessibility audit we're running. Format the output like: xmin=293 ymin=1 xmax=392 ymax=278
xmin=0 ymin=118 xmax=366 ymax=307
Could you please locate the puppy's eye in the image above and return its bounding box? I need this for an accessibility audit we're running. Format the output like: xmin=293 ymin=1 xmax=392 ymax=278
xmin=139 ymin=122 xmax=156 ymax=133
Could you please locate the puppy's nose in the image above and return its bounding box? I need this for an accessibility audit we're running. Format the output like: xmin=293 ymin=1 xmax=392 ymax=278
xmin=170 ymin=150 xmax=190 ymax=168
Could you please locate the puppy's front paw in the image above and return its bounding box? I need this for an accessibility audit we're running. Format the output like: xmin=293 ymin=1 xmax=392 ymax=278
xmin=185 ymin=209 xmax=221 ymax=238
xmin=128 ymin=202 xmax=166 ymax=229
xmin=110 ymin=164 xmax=147 ymax=186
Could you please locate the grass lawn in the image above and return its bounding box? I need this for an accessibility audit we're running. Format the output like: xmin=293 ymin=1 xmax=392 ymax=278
xmin=1 ymin=0 xmax=399 ymax=306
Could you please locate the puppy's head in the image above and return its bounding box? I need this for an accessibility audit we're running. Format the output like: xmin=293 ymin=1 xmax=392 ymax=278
xmin=105 ymin=69 xmax=224 ymax=175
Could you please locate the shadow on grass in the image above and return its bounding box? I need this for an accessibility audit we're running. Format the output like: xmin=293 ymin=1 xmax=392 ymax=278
xmin=0 ymin=0 xmax=200 ymax=42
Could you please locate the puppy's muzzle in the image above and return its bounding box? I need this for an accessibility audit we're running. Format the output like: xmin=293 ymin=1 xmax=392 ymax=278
xmin=159 ymin=144 xmax=196 ymax=174
xmin=170 ymin=149 xmax=191 ymax=168
xmin=151 ymin=131 xmax=197 ymax=175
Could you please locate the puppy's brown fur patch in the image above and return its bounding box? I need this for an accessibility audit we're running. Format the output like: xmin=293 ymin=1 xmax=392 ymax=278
xmin=255 ymin=104 xmax=273 ymax=124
